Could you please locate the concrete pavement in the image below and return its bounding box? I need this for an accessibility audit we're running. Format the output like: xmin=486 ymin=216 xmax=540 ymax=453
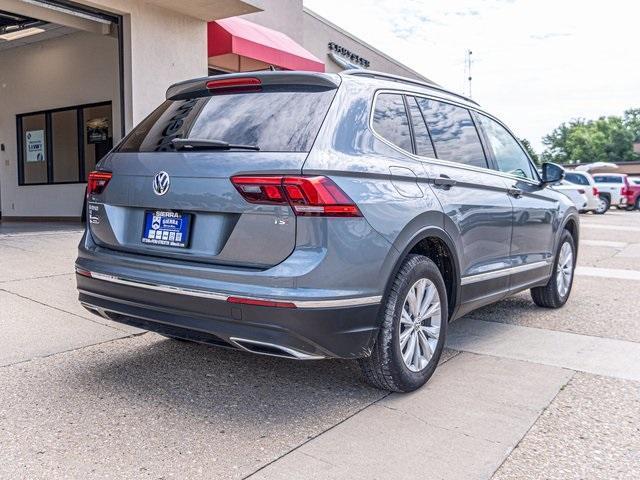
xmin=249 ymin=354 xmax=572 ymax=480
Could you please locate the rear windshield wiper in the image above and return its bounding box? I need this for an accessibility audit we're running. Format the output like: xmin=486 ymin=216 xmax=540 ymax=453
xmin=172 ymin=138 xmax=260 ymax=151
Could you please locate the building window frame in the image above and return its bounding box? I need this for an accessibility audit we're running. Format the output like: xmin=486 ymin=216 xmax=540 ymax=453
xmin=17 ymin=101 xmax=112 ymax=186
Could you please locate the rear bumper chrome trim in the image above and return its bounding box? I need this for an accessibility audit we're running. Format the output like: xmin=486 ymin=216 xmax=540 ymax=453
xmin=79 ymin=268 xmax=382 ymax=309
xmin=460 ymin=260 xmax=552 ymax=285
xmin=229 ymin=337 xmax=325 ymax=360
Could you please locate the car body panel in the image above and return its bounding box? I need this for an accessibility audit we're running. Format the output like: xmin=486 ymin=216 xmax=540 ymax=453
xmin=550 ymin=181 xmax=589 ymax=211
xmin=564 ymin=171 xmax=599 ymax=211
xmin=76 ymin=70 xmax=579 ymax=359
xmin=593 ymin=173 xmax=628 ymax=206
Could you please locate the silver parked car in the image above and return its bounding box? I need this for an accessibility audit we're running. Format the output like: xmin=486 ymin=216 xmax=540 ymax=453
xmin=76 ymin=71 xmax=579 ymax=392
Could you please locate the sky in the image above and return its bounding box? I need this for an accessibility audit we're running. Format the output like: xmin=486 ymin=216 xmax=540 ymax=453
xmin=303 ymin=0 xmax=639 ymax=153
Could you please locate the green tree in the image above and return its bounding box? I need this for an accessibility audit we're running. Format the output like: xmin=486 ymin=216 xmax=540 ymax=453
xmin=519 ymin=138 xmax=539 ymax=164
xmin=542 ymin=114 xmax=638 ymax=164
xmin=623 ymin=108 xmax=640 ymax=141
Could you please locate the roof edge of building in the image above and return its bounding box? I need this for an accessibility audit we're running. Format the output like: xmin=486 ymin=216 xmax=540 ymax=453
xmin=302 ymin=6 xmax=431 ymax=83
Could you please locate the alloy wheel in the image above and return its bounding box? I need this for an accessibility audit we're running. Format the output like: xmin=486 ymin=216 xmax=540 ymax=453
xmin=399 ymin=278 xmax=442 ymax=372
xmin=556 ymin=241 xmax=574 ymax=298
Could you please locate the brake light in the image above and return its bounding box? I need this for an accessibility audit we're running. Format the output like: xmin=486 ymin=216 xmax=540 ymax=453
xmin=231 ymin=176 xmax=361 ymax=217
xmin=87 ymin=171 xmax=112 ymax=198
xmin=621 ymin=186 xmax=629 ymax=196
xmin=206 ymin=77 xmax=261 ymax=91
xmin=592 ymin=187 xmax=598 ymax=196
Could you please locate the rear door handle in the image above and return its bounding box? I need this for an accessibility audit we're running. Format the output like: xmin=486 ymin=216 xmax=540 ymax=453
xmin=433 ymin=175 xmax=457 ymax=189
xmin=508 ymin=187 xmax=523 ymax=199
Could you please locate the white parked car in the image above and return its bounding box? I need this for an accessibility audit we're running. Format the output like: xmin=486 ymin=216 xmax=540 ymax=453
xmin=550 ymin=180 xmax=589 ymax=212
xmin=592 ymin=173 xmax=628 ymax=210
xmin=564 ymin=171 xmax=604 ymax=213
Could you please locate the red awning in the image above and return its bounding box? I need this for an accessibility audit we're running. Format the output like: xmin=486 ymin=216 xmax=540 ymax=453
xmin=208 ymin=17 xmax=324 ymax=73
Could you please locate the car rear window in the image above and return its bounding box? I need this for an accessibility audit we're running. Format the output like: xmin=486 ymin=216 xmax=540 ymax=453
xmin=565 ymin=173 xmax=590 ymax=186
xmin=116 ymin=85 xmax=336 ymax=153
xmin=593 ymin=175 xmax=623 ymax=183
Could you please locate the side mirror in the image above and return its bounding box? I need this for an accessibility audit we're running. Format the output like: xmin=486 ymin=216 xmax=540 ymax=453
xmin=540 ymin=162 xmax=565 ymax=187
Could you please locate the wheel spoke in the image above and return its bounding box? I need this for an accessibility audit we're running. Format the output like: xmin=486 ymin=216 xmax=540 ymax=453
xmin=421 ymin=325 xmax=440 ymax=338
xmin=411 ymin=334 xmax=421 ymax=368
xmin=414 ymin=280 xmax=426 ymax=315
xmin=399 ymin=327 xmax=412 ymax=348
xmin=418 ymin=330 xmax=432 ymax=358
xmin=403 ymin=331 xmax=416 ymax=364
xmin=422 ymin=302 xmax=441 ymax=321
xmin=400 ymin=310 xmax=413 ymax=325
xmin=418 ymin=284 xmax=436 ymax=318
xmin=406 ymin=288 xmax=418 ymax=317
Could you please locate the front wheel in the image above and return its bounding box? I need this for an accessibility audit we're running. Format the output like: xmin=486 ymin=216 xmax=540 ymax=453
xmin=531 ymin=231 xmax=576 ymax=308
xmin=359 ymin=255 xmax=448 ymax=392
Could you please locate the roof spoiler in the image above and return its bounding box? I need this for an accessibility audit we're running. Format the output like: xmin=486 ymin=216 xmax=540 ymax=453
xmin=166 ymin=71 xmax=340 ymax=100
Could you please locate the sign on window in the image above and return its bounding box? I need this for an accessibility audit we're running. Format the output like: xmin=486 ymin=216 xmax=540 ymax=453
xmin=26 ymin=130 xmax=45 ymax=163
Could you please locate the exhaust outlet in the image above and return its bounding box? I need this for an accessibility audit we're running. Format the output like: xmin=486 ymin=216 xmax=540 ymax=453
xmin=229 ymin=338 xmax=324 ymax=360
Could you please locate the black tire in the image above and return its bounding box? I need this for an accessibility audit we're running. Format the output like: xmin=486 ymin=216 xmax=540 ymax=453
xmin=531 ymin=231 xmax=576 ymax=308
xmin=594 ymin=195 xmax=609 ymax=214
xmin=359 ymin=255 xmax=448 ymax=393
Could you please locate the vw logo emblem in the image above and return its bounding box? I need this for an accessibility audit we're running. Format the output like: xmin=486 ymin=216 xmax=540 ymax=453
xmin=153 ymin=171 xmax=170 ymax=196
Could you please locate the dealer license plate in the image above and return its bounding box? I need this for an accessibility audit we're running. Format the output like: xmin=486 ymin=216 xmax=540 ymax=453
xmin=142 ymin=210 xmax=191 ymax=248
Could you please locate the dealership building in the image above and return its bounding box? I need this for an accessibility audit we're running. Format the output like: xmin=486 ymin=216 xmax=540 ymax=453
xmin=0 ymin=0 xmax=427 ymax=220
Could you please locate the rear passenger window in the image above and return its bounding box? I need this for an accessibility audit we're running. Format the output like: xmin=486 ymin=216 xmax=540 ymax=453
xmin=372 ymin=93 xmax=412 ymax=152
xmin=594 ymin=175 xmax=623 ymax=184
xmin=407 ymin=96 xmax=436 ymax=157
xmin=415 ymin=98 xmax=487 ymax=168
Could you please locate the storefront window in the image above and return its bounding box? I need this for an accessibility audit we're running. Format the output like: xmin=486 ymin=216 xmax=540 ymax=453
xmin=52 ymin=110 xmax=79 ymax=183
xmin=17 ymin=102 xmax=112 ymax=185
xmin=21 ymin=114 xmax=48 ymax=184
xmin=82 ymin=104 xmax=113 ymax=181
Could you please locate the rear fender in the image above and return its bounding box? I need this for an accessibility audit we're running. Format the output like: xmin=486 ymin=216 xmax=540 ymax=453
xmin=382 ymin=224 xmax=462 ymax=323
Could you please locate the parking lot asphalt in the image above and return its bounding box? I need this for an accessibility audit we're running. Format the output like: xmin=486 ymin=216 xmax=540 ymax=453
xmin=1 ymin=212 xmax=639 ymax=480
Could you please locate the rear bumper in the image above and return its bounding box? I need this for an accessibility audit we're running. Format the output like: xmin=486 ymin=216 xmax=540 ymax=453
xmin=77 ymin=272 xmax=381 ymax=359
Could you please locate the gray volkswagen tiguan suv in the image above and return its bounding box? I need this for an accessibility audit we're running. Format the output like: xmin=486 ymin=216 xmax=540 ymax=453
xmin=76 ymin=70 xmax=579 ymax=392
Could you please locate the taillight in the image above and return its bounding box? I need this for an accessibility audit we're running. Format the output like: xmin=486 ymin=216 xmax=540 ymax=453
xmin=231 ymin=176 xmax=361 ymax=217
xmin=621 ymin=186 xmax=629 ymax=196
xmin=206 ymin=77 xmax=261 ymax=94
xmin=592 ymin=187 xmax=598 ymax=196
xmin=87 ymin=171 xmax=112 ymax=198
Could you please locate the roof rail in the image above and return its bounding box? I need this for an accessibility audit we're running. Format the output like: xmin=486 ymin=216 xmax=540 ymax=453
xmin=342 ymin=70 xmax=480 ymax=106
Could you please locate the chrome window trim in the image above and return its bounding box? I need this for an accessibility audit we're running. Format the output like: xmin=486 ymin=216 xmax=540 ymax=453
xmin=368 ymin=89 xmax=542 ymax=187
xmin=80 ymin=269 xmax=382 ymax=309
xmin=460 ymin=260 xmax=552 ymax=285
